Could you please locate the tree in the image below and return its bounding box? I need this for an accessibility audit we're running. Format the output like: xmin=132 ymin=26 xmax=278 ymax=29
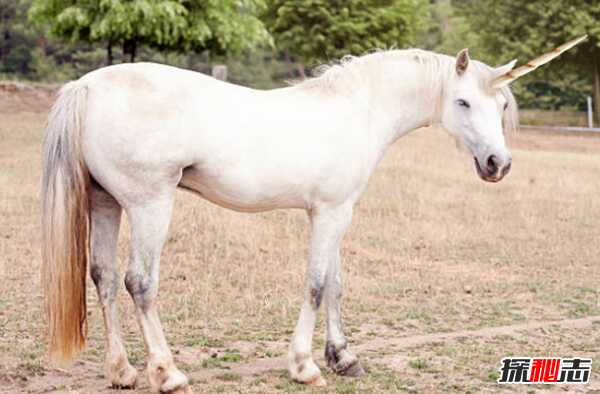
xmin=455 ymin=0 xmax=600 ymax=119
xmin=264 ymin=0 xmax=429 ymax=75
xmin=418 ymin=0 xmax=486 ymax=58
xmin=29 ymin=0 xmax=271 ymax=65
xmin=1 ymin=0 xmax=37 ymax=75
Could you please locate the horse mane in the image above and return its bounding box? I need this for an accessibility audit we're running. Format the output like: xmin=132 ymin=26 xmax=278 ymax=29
xmin=296 ymin=49 xmax=519 ymax=134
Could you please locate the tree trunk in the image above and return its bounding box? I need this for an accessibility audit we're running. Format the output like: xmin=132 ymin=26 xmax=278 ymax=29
xmin=283 ymin=50 xmax=306 ymax=79
xmin=130 ymin=39 xmax=137 ymax=63
xmin=297 ymin=63 xmax=306 ymax=79
xmin=37 ymin=35 xmax=47 ymax=55
xmin=122 ymin=41 xmax=128 ymax=62
xmin=594 ymin=54 xmax=600 ymax=125
xmin=122 ymin=39 xmax=137 ymax=63
xmin=106 ymin=40 xmax=113 ymax=66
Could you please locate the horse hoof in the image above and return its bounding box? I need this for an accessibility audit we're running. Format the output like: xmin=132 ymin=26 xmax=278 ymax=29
xmin=148 ymin=366 xmax=190 ymax=394
xmin=162 ymin=385 xmax=193 ymax=394
xmin=109 ymin=365 xmax=138 ymax=389
xmin=159 ymin=379 xmax=192 ymax=394
xmin=307 ymin=374 xmax=327 ymax=386
xmin=161 ymin=385 xmax=193 ymax=394
xmin=111 ymin=383 xmax=137 ymax=390
xmin=289 ymin=352 xmax=326 ymax=386
xmin=338 ymin=361 xmax=365 ymax=377
xmin=325 ymin=343 xmax=365 ymax=377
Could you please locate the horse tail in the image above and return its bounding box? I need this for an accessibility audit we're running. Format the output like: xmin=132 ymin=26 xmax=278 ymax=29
xmin=41 ymin=81 xmax=91 ymax=365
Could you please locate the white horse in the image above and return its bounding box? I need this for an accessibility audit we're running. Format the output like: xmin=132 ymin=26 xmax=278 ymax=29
xmin=44 ymin=41 xmax=576 ymax=392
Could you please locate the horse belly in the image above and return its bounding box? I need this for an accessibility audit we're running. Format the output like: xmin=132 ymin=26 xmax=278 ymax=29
xmin=179 ymin=166 xmax=307 ymax=213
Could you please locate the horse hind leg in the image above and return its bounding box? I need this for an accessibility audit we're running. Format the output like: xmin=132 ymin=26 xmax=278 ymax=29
xmin=124 ymin=193 xmax=190 ymax=394
xmin=90 ymin=185 xmax=138 ymax=388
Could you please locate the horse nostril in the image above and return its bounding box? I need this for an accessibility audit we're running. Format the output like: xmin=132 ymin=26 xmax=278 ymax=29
xmin=486 ymin=155 xmax=499 ymax=174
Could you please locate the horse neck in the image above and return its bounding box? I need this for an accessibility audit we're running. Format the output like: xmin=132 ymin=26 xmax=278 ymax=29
xmin=364 ymin=56 xmax=445 ymax=149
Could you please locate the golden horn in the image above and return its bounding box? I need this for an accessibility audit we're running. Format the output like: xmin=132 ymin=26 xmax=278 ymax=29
xmin=492 ymin=35 xmax=588 ymax=89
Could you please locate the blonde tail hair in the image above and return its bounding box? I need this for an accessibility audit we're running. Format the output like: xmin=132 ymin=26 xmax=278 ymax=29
xmin=41 ymin=81 xmax=90 ymax=365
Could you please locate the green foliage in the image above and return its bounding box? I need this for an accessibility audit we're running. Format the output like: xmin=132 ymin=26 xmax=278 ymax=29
xmin=1 ymin=0 xmax=37 ymax=75
xmin=264 ymin=0 xmax=430 ymax=66
xmin=511 ymin=75 xmax=592 ymax=112
xmin=0 ymin=0 xmax=595 ymax=115
xmin=224 ymin=47 xmax=296 ymax=89
xmin=424 ymin=0 xmax=486 ymax=59
xmin=455 ymin=0 xmax=598 ymax=69
xmin=28 ymin=0 xmax=271 ymax=61
xmin=454 ymin=0 xmax=600 ymax=112
xmin=1 ymin=0 xmax=104 ymax=81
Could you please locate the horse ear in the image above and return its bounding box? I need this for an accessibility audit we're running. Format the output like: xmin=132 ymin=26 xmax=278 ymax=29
xmin=456 ymin=49 xmax=470 ymax=75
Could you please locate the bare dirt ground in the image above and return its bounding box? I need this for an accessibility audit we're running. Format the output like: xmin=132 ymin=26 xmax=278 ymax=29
xmin=1 ymin=85 xmax=600 ymax=393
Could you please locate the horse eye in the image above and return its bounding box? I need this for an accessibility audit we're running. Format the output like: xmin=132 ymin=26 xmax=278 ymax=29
xmin=457 ymin=99 xmax=470 ymax=108
xmin=503 ymin=102 xmax=509 ymax=111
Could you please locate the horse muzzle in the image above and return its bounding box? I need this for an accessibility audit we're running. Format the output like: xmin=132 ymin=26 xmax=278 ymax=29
xmin=474 ymin=154 xmax=512 ymax=183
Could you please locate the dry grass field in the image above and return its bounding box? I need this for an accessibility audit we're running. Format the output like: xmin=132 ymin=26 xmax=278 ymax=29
xmin=519 ymin=110 xmax=590 ymax=127
xmin=2 ymin=85 xmax=600 ymax=393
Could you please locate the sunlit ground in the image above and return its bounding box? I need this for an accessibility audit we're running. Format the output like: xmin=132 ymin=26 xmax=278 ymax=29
xmin=1 ymin=86 xmax=600 ymax=393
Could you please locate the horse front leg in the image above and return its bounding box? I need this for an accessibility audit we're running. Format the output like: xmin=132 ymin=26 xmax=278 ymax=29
xmin=124 ymin=196 xmax=190 ymax=394
xmin=324 ymin=245 xmax=364 ymax=376
xmin=289 ymin=203 xmax=353 ymax=386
